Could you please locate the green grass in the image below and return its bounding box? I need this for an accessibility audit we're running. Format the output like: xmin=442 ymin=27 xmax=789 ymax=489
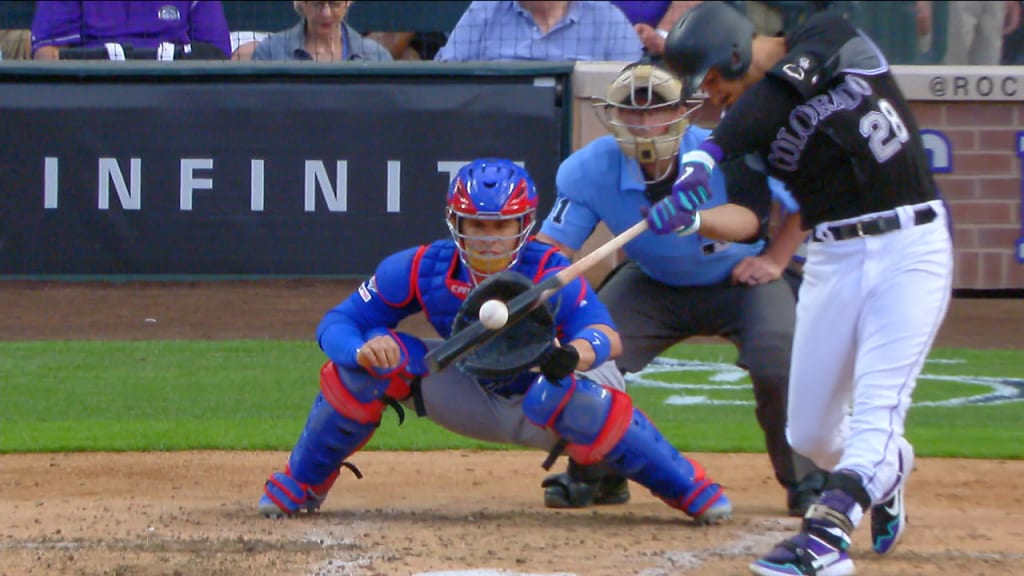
xmin=2 ymin=340 xmax=1022 ymax=458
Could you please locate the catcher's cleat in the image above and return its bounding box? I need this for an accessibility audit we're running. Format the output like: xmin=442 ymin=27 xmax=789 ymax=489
xmin=542 ymin=471 xmax=631 ymax=508
xmin=691 ymin=494 xmax=732 ymax=526
xmin=258 ymin=471 xmax=327 ymax=518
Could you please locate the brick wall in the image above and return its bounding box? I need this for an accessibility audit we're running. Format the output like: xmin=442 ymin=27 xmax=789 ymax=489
xmin=912 ymin=101 xmax=1024 ymax=290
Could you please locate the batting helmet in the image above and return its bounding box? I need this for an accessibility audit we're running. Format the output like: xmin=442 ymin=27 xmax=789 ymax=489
xmin=446 ymin=159 xmax=538 ymax=281
xmin=593 ymin=56 xmax=701 ymax=183
xmin=663 ymin=2 xmax=755 ymax=98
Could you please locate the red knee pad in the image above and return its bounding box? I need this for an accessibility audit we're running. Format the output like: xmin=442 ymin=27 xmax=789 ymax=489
xmin=319 ymin=361 xmax=388 ymax=425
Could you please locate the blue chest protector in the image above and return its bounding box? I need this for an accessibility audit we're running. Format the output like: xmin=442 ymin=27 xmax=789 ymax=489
xmin=415 ymin=240 xmax=562 ymax=396
xmin=415 ymin=240 xmax=560 ymax=338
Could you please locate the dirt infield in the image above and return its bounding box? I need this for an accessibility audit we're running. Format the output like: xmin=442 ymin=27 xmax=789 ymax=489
xmin=2 ymin=280 xmax=1023 ymax=576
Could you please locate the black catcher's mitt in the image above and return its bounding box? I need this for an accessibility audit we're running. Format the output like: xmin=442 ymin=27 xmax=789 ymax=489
xmin=451 ymin=270 xmax=556 ymax=379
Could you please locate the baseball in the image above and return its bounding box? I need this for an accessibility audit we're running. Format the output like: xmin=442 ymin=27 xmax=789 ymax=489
xmin=478 ymin=299 xmax=509 ymax=330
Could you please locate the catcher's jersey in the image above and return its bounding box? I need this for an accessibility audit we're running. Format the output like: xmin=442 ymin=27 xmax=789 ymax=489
xmin=316 ymin=239 xmax=613 ymax=376
xmin=718 ymin=12 xmax=938 ymax=227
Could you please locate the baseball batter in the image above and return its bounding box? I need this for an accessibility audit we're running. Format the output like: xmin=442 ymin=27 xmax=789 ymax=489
xmin=536 ymin=56 xmax=827 ymax=517
xmin=656 ymin=4 xmax=954 ymax=575
xmin=257 ymin=158 xmax=732 ymax=525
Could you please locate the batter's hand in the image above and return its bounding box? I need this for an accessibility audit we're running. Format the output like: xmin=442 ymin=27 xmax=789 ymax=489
xmin=641 ymin=204 xmax=701 ymax=236
xmin=647 ymin=149 xmax=716 ymax=235
xmin=356 ymin=334 xmax=402 ymax=370
xmin=732 ymin=255 xmax=784 ymax=286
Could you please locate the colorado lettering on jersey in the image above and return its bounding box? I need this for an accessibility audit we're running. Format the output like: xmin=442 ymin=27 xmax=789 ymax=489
xmin=769 ymin=75 xmax=873 ymax=172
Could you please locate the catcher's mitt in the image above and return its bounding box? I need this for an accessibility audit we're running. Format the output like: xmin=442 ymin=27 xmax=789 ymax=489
xmin=451 ymin=270 xmax=556 ymax=379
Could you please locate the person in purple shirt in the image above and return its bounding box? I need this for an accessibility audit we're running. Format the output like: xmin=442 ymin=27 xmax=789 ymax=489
xmin=435 ymin=0 xmax=642 ymax=62
xmin=31 ymin=1 xmax=231 ymax=60
xmin=611 ymin=0 xmax=701 ymax=55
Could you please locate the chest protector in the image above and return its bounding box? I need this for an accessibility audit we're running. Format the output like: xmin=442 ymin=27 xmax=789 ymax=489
xmin=414 ymin=240 xmax=558 ymax=339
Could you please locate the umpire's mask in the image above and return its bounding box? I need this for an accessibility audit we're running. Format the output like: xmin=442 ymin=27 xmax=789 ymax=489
xmin=594 ymin=58 xmax=702 ymax=183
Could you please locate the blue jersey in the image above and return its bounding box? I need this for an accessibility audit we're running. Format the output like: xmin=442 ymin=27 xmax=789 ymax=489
xmin=315 ymin=239 xmax=614 ymax=393
xmin=540 ymin=129 xmax=768 ymax=287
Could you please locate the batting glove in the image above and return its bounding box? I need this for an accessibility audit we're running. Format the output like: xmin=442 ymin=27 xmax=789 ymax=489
xmin=646 ymin=149 xmax=716 ymax=235
xmin=642 ymin=204 xmax=702 ymax=236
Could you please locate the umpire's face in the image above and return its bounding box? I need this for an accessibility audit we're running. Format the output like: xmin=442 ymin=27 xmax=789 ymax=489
xmin=615 ymin=94 xmax=686 ymax=138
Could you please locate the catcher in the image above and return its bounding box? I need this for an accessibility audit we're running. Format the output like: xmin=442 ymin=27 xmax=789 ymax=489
xmin=257 ymin=158 xmax=732 ymax=525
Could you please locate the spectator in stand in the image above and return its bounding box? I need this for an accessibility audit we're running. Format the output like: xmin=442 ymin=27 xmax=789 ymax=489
xmin=944 ymin=0 xmax=1021 ymax=65
xmin=1003 ymin=0 xmax=1024 ymax=64
xmin=365 ymin=31 xmax=450 ymax=61
xmin=611 ymin=1 xmax=701 ymax=55
xmin=230 ymin=30 xmax=271 ymax=61
xmin=0 ymin=29 xmax=32 ymax=60
xmin=251 ymin=1 xmax=391 ymax=62
xmin=31 ymin=1 xmax=231 ymax=60
xmin=435 ymin=1 xmax=642 ymax=62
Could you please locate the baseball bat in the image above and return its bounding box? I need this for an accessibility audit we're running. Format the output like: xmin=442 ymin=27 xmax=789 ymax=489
xmin=426 ymin=219 xmax=650 ymax=374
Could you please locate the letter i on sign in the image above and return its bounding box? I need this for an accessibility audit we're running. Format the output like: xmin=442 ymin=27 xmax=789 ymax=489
xmin=1018 ymin=133 xmax=1024 ymax=263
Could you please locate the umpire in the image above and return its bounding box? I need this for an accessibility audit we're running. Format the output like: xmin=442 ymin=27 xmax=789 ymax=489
xmin=536 ymin=56 xmax=827 ymax=517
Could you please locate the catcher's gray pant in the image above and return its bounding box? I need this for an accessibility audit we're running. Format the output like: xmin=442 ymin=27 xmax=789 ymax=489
xmin=597 ymin=261 xmax=819 ymax=489
xmin=400 ymin=345 xmax=626 ymax=452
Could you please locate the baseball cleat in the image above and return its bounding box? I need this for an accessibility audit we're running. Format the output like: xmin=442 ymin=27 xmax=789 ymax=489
xmin=748 ymin=526 xmax=854 ymax=576
xmin=258 ymin=471 xmax=325 ymax=518
xmin=542 ymin=471 xmax=631 ymax=508
xmin=871 ymin=439 xmax=915 ymax=555
xmin=750 ymin=489 xmax=857 ymax=576
xmin=692 ymin=495 xmax=733 ymax=525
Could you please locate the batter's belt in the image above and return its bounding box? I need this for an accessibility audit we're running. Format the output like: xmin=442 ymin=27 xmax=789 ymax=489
xmin=813 ymin=204 xmax=937 ymax=242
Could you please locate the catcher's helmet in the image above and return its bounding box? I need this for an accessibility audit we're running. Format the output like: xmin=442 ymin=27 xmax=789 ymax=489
xmin=593 ymin=56 xmax=701 ymax=183
xmin=446 ymin=158 xmax=538 ymax=281
xmin=663 ymin=2 xmax=755 ymax=98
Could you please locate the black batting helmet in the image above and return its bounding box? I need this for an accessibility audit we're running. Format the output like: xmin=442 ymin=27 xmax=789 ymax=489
xmin=663 ymin=2 xmax=755 ymax=98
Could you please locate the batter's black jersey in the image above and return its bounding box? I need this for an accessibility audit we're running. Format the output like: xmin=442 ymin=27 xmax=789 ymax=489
xmin=711 ymin=12 xmax=938 ymax=228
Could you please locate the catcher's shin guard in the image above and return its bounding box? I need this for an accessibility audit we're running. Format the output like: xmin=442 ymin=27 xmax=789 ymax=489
xmin=603 ymin=409 xmax=731 ymax=524
xmin=259 ymin=387 xmax=378 ymax=518
xmin=260 ymin=335 xmax=424 ymax=519
xmin=523 ymin=374 xmax=730 ymax=524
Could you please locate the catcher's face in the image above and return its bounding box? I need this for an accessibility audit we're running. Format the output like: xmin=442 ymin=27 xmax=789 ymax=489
xmin=460 ymin=218 xmax=523 ymax=275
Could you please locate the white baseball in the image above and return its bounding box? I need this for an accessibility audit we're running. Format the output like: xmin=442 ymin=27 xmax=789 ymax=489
xmin=478 ymin=299 xmax=509 ymax=330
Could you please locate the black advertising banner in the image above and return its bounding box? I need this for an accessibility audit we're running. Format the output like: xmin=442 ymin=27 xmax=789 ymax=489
xmin=0 ymin=66 xmax=569 ymax=276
